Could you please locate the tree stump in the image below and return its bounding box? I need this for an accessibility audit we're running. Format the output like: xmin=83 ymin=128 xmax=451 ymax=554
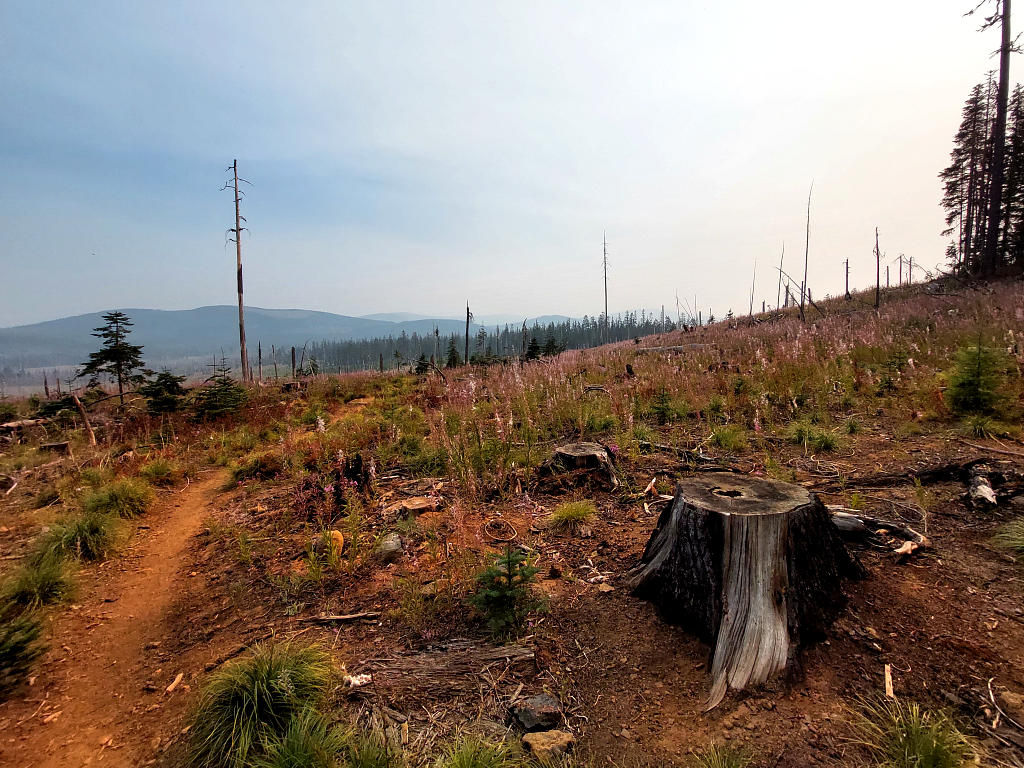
xmin=536 ymin=442 xmax=618 ymax=490
xmin=628 ymin=474 xmax=862 ymax=709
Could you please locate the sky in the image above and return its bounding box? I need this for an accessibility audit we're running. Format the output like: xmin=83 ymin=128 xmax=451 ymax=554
xmin=0 ymin=1 xmax=1009 ymax=327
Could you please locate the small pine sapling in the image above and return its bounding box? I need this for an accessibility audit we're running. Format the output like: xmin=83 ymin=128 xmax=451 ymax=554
xmin=469 ymin=546 xmax=543 ymax=639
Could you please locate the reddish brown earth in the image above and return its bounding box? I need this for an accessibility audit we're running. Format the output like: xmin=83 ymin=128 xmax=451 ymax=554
xmin=0 ymin=472 xmax=231 ymax=767
xmin=3 ymin=434 xmax=1024 ymax=766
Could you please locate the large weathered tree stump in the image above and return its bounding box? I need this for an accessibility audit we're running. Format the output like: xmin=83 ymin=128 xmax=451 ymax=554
xmin=628 ymin=474 xmax=862 ymax=709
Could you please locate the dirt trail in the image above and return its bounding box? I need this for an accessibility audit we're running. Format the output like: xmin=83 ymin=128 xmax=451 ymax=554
xmin=0 ymin=471 xmax=225 ymax=768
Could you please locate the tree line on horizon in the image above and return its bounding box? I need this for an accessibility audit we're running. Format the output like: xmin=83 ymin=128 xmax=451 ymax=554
xmin=294 ymin=311 xmax=678 ymax=374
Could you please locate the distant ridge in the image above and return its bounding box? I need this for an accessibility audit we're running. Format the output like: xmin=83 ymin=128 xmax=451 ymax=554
xmin=0 ymin=306 xmax=467 ymax=369
xmin=0 ymin=306 xmax=577 ymax=371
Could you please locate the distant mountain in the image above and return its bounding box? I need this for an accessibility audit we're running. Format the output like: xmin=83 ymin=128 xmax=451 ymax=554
xmin=0 ymin=306 xmax=470 ymax=370
xmin=359 ymin=312 xmax=443 ymax=322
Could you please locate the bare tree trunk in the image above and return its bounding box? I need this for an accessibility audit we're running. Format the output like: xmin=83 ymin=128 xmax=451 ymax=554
xmin=775 ymin=243 xmax=784 ymax=311
xmin=800 ymin=183 xmax=812 ymax=322
xmin=232 ymin=160 xmax=250 ymax=382
xmin=983 ymin=0 xmax=1013 ymax=274
xmin=465 ymin=303 xmax=471 ymax=366
xmin=875 ymin=228 xmax=881 ymax=310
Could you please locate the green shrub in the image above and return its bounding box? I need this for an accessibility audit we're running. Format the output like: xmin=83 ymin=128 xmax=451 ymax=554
xmin=947 ymin=340 xmax=1008 ymax=415
xmin=548 ymin=500 xmax=597 ymax=533
xmin=36 ymin=511 xmax=119 ymax=562
xmin=82 ymin=479 xmax=152 ymax=519
xmin=710 ymin=425 xmax=748 ymax=452
xmin=436 ymin=736 xmax=515 ymax=768
xmin=254 ymin=707 xmax=345 ymax=768
xmin=0 ymin=608 xmax=46 ymax=700
xmin=693 ymin=745 xmax=751 ymax=768
xmin=469 ymin=547 xmax=543 ymax=640
xmin=2 ymin=556 xmax=75 ymax=608
xmin=139 ymin=458 xmax=181 ymax=487
xmin=185 ymin=641 xmax=334 ymax=768
xmin=231 ymin=451 xmax=287 ymax=483
xmin=852 ymin=696 xmax=974 ymax=768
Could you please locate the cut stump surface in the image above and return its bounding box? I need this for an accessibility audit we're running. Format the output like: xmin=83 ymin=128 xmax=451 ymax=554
xmin=628 ymin=474 xmax=861 ymax=709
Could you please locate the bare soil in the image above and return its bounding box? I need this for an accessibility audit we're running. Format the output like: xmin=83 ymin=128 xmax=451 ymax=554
xmin=0 ymin=471 xmax=229 ymax=767
xmin=3 ymin=422 xmax=1024 ymax=766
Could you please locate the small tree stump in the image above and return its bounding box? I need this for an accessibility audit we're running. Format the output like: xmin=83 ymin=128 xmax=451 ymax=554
xmin=628 ymin=474 xmax=861 ymax=709
xmin=537 ymin=442 xmax=618 ymax=490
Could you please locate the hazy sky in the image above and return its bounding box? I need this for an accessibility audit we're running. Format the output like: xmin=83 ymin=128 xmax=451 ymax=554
xmin=0 ymin=1 xmax=1007 ymax=327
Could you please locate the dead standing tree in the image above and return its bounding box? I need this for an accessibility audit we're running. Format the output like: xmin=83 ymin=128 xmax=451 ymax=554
xmin=222 ymin=160 xmax=252 ymax=382
xmin=800 ymin=183 xmax=813 ymax=322
xmin=629 ymin=475 xmax=861 ymax=709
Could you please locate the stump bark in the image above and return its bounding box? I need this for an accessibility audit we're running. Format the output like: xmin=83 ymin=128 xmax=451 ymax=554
xmin=628 ymin=474 xmax=861 ymax=709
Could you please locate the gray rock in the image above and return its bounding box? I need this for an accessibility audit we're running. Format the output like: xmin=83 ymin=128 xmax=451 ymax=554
xmin=374 ymin=532 xmax=403 ymax=563
xmin=513 ymin=694 xmax=563 ymax=732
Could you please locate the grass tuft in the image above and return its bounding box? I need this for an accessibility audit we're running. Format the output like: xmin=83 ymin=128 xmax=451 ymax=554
xmin=340 ymin=729 xmax=401 ymax=768
xmin=0 ymin=608 xmax=46 ymax=700
xmin=852 ymin=696 xmax=974 ymax=768
xmin=710 ymin=425 xmax=748 ymax=452
xmin=2 ymin=556 xmax=75 ymax=608
xmin=436 ymin=735 xmax=516 ymax=768
xmin=36 ymin=511 xmax=119 ymax=562
xmin=692 ymin=745 xmax=751 ymax=768
xmin=82 ymin=478 xmax=153 ymax=519
xmin=994 ymin=518 xmax=1024 ymax=554
xmin=138 ymin=458 xmax=181 ymax=487
xmin=788 ymin=420 xmax=839 ymax=453
xmin=185 ymin=641 xmax=334 ymax=768
xmin=254 ymin=706 xmax=345 ymax=768
xmin=547 ymin=500 xmax=597 ymax=533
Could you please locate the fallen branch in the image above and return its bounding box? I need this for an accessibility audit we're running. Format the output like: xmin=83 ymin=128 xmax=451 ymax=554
xmin=299 ymin=612 xmax=380 ymax=624
xmin=827 ymin=507 xmax=929 ymax=556
xmin=959 ymin=439 xmax=1024 ymax=459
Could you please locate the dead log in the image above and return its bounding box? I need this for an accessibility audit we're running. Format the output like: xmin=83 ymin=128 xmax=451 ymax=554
xmin=968 ymin=463 xmax=998 ymax=508
xmin=629 ymin=475 xmax=861 ymax=709
xmin=71 ymin=393 xmax=97 ymax=446
xmin=536 ymin=442 xmax=618 ymax=490
xmin=827 ymin=507 xmax=929 ymax=556
xmin=816 ymin=458 xmax=988 ymax=490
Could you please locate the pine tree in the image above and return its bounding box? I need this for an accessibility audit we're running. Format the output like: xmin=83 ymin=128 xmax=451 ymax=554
xmin=414 ymin=354 xmax=430 ymax=375
xmin=138 ymin=370 xmax=187 ymax=413
xmin=1003 ymin=84 xmax=1024 ymax=266
xmin=193 ymin=357 xmax=246 ymax=420
xmin=77 ymin=311 xmax=147 ymax=405
xmin=541 ymin=333 xmax=562 ymax=357
xmin=525 ymin=336 xmax=541 ymax=361
xmin=445 ymin=338 xmax=461 ymax=369
xmin=941 ymin=77 xmax=997 ymax=273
